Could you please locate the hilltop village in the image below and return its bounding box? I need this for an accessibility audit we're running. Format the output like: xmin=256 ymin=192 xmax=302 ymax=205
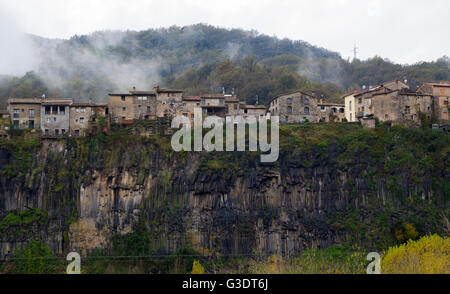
xmin=0 ymin=80 xmax=449 ymax=140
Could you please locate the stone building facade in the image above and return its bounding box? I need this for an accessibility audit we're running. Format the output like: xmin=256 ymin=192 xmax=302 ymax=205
xmin=417 ymin=82 xmax=450 ymax=122
xmin=7 ymin=98 xmax=42 ymax=130
xmin=41 ymin=98 xmax=73 ymax=136
xmin=70 ymin=102 xmax=108 ymax=136
xmin=268 ymin=91 xmax=319 ymax=123
xmin=317 ymin=101 xmax=345 ymax=122
xmin=370 ymin=90 xmax=433 ymax=124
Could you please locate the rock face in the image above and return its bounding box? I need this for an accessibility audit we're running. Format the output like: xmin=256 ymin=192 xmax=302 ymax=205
xmin=0 ymin=137 xmax=447 ymax=258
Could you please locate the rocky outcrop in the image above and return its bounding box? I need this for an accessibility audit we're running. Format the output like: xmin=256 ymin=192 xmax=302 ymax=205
xmin=0 ymin=136 xmax=448 ymax=258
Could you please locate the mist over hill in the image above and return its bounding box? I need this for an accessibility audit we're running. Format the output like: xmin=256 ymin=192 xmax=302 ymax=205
xmin=0 ymin=23 xmax=449 ymax=107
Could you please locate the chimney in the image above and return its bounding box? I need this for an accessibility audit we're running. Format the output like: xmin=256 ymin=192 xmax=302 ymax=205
xmin=153 ymin=85 xmax=160 ymax=92
xmin=320 ymin=99 xmax=323 ymax=104
xmin=132 ymin=86 xmax=136 ymax=91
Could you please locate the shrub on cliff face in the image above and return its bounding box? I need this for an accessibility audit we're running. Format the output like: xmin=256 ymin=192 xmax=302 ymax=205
xmin=393 ymin=222 xmax=419 ymax=243
xmin=12 ymin=240 xmax=58 ymax=274
xmin=381 ymin=234 xmax=450 ymax=274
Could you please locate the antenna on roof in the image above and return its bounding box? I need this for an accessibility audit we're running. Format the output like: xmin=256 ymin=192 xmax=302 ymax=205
xmin=222 ymin=87 xmax=225 ymax=95
xmin=231 ymin=88 xmax=235 ymax=95
xmin=255 ymin=95 xmax=259 ymax=105
xmin=352 ymin=45 xmax=359 ymax=60
xmin=42 ymin=94 xmax=46 ymax=99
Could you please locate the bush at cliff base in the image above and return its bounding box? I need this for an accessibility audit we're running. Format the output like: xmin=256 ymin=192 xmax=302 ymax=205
xmin=381 ymin=234 xmax=449 ymax=274
xmin=191 ymin=260 xmax=205 ymax=274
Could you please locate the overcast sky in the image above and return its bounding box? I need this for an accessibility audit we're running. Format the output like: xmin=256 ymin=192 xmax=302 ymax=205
xmin=1 ymin=0 xmax=449 ymax=65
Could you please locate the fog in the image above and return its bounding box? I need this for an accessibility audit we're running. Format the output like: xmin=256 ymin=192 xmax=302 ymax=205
xmin=0 ymin=12 xmax=38 ymax=76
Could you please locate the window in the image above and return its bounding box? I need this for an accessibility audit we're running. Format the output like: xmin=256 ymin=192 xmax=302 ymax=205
xmin=45 ymin=106 xmax=51 ymax=115
xmin=183 ymin=113 xmax=188 ymax=118
xmin=286 ymin=98 xmax=292 ymax=104
xmin=405 ymin=106 xmax=410 ymax=114
xmin=47 ymin=118 xmax=51 ymax=123
xmin=76 ymin=108 xmax=79 ymax=113
xmin=61 ymin=129 xmax=66 ymax=135
xmin=332 ymin=107 xmax=337 ymax=113
xmin=219 ymin=99 xmax=223 ymax=105
xmin=304 ymin=98 xmax=309 ymax=105
xmin=122 ymin=107 xmax=126 ymax=111
xmin=80 ymin=108 xmax=86 ymax=113
xmin=385 ymin=114 xmax=389 ymax=119
xmin=52 ymin=106 xmax=57 ymax=114
xmin=59 ymin=106 xmax=65 ymax=115
xmin=147 ymin=106 xmax=151 ymax=112
xmin=138 ymin=96 xmax=142 ymax=101
xmin=45 ymin=129 xmax=49 ymax=135
xmin=196 ymin=103 xmax=200 ymax=106
xmin=142 ymin=96 xmax=147 ymax=101
xmin=340 ymin=108 xmax=344 ymax=113
xmin=80 ymin=117 xmax=85 ymax=123
xmin=121 ymin=96 xmax=125 ymax=101
xmin=74 ymin=130 xmax=80 ymax=136
xmin=53 ymin=117 xmax=57 ymax=122
xmin=55 ymin=129 xmax=59 ymax=136
xmin=191 ymin=114 xmax=194 ymax=118
xmin=287 ymin=106 xmax=292 ymax=113
xmin=358 ymin=98 xmax=362 ymax=103
xmin=29 ymin=109 xmax=35 ymax=118
xmin=138 ymin=104 xmax=142 ymax=108
xmin=201 ymin=99 xmax=206 ymax=105
xmin=304 ymin=107 xmax=310 ymax=114
xmin=13 ymin=109 xmax=19 ymax=118
xmin=321 ymin=106 xmax=325 ymax=111
xmin=28 ymin=120 xmax=34 ymax=129
xmin=349 ymin=101 xmax=352 ymax=111
xmin=234 ymin=104 xmax=237 ymax=110
xmin=350 ymin=113 xmax=352 ymax=121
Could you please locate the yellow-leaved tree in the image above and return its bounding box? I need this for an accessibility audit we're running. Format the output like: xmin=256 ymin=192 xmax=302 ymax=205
xmin=382 ymin=234 xmax=449 ymax=274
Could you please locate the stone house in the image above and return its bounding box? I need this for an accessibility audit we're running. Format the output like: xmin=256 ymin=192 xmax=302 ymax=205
xmin=417 ymin=82 xmax=450 ymax=122
xmin=345 ymin=79 xmax=411 ymax=122
xmin=108 ymin=90 xmax=158 ymax=123
xmin=268 ymin=91 xmax=319 ymax=123
xmin=317 ymin=101 xmax=345 ymax=122
xmin=179 ymin=96 xmax=201 ymax=120
xmin=108 ymin=86 xmax=183 ymax=122
xmin=199 ymin=94 xmax=228 ymax=117
xmin=70 ymin=102 xmax=108 ymax=136
xmin=239 ymin=104 xmax=267 ymax=120
xmin=370 ymin=89 xmax=433 ymax=124
xmin=41 ymin=98 xmax=73 ymax=136
xmin=0 ymin=110 xmax=10 ymax=119
xmin=225 ymin=95 xmax=241 ymax=116
xmin=7 ymin=98 xmax=42 ymax=130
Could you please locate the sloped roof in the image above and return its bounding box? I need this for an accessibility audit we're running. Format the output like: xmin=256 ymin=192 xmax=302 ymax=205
xmin=8 ymin=98 xmax=42 ymax=104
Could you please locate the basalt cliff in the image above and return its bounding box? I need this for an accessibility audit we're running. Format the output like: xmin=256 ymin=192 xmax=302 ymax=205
xmin=0 ymin=123 xmax=449 ymax=260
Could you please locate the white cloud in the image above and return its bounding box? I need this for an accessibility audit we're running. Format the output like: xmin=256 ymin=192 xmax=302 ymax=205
xmin=0 ymin=0 xmax=449 ymax=64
